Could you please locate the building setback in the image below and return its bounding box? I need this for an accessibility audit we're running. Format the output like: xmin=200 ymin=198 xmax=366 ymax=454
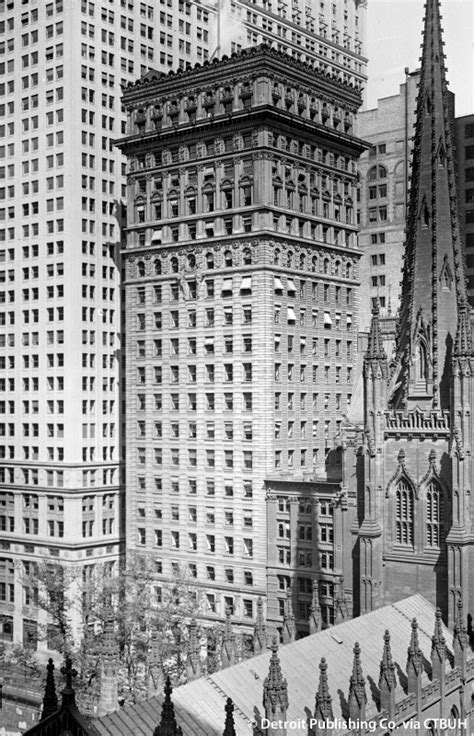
xmin=117 ymin=45 xmax=368 ymax=633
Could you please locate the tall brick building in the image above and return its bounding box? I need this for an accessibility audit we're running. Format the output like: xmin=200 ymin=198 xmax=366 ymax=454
xmin=117 ymin=46 xmax=368 ymax=632
xmin=355 ymin=0 xmax=474 ymax=625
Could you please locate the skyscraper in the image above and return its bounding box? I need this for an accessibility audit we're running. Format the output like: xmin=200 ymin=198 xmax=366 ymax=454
xmin=117 ymin=44 xmax=368 ymax=633
xmin=0 ymin=0 xmax=216 ymax=652
xmin=355 ymin=71 xmax=420 ymax=332
xmin=0 ymin=0 xmax=368 ymax=652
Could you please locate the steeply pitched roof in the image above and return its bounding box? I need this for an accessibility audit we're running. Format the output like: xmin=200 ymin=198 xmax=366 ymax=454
xmin=94 ymin=595 xmax=451 ymax=736
xmin=392 ymin=0 xmax=469 ymax=410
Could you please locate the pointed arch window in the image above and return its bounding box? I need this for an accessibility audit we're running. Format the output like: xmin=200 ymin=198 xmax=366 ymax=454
xmin=446 ymin=706 xmax=460 ymax=736
xmin=395 ymin=479 xmax=414 ymax=545
xmin=426 ymin=481 xmax=441 ymax=548
xmin=417 ymin=341 xmax=428 ymax=380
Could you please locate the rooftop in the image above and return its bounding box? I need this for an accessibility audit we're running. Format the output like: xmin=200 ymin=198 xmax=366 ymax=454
xmin=94 ymin=595 xmax=453 ymax=736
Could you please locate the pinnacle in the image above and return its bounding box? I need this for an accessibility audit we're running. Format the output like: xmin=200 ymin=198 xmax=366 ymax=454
xmin=41 ymin=658 xmax=58 ymax=721
xmin=391 ymin=0 xmax=467 ymax=409
xmin=315 ymin=657 xmax=334 ymax=720
xmin=263 ymin=637 xmax=289 ymax=714
xmin=153 ymin=677 xmax=183 ymax=736
xmin=379 ymin=630 xmax=396 ymax=689
xmin=365 ymin=298 xmax=388 ymax=364
xmin=223 ymin=698 xmax=237 ymax=736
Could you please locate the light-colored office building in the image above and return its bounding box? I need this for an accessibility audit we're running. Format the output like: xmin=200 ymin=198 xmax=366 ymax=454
xmin=355 ymin=70 xmax=420 ymax=333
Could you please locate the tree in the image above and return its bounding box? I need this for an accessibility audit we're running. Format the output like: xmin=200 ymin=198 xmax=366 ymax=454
xmin=22 ymin=554 xmax=210 ymax=709
xmin=22 ymin=559 xmax=80 ymax=656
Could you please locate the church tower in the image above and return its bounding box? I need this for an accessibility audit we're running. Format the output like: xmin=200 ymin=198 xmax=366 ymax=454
xmin=357 ymin=0 xmax=473 ymax=624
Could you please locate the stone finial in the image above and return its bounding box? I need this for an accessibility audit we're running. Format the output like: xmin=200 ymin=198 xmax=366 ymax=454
xmin=263 ymin=638 xmax=289 ymax=718
xmin=223 ymin=698 xmax=236 ymax=736
xmin=365 ymin=298 xmax=388 ymax=365
xmin=186 ymin=618 xmax=201 ymax=681
xmin=281 ymin=589 xmax=296 ymax=644
xmin=41 ymin=658 xmax=58 ymax=720
xmin=221 ymin=608 xmax=236 ymax=669
xmin=60 ymin=657 xmax=77 ymax=708
xmin=348 ymin=642 xmax=367 ymax=721
xmin=407 ymin=618 xmax=424 ymax=694
xmin=431 ymin=608 xmax=446 ymax=683
xmin=378 ymin=630 xmax=396 ymax=715
xmin=314 ymin=657 xmax=334 ymax=721
xmin=153 ymin=677 xmax=183 ymax=736
xmin=309 ymin=581 xmax=322 ymax=634
xmin=253 ymin=597 xmax=267 ymax=655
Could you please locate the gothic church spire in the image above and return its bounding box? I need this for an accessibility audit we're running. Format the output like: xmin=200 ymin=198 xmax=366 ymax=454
xmin=392 ymin=0 xmax=468 ymax=411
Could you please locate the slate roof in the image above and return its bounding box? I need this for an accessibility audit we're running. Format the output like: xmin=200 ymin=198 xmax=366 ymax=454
xmin=94 ymin=595 xmax=454 ymax=736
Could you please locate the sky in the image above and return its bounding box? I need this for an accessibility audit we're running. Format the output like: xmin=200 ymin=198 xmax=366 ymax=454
xmin=365 ymin=0 xmax=474 ymax=116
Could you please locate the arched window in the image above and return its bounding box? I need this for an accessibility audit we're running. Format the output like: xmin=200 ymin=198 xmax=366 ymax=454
xmin=187 ymin=253 xmax=196 ymax=269
xmin=334 ymin=260 xmax=341 ymax=276
xmin=243 ymin=248 xmax=252 ymax=265
xmin=447 ymin=706 xmax=460 ymax=736
xmin=154 ymin=259 xmax=161 ymax=276
xmin=426 ymin=481 xmax=441 ymax=547
xmin=137 ymin=261 xmax=145 ymax=277
xmin=168 ymin=190 xmax=179 ymax=218
xmin=274 ymin=248 xmax=280 ymax=266
xmin=299 ymin=253 xmax=306 ymax=269
xmin=170 ymin=256 xmax=179 ymax=273
xmin=135 ymin=201 xmax=145 ymax=223
xmin=224 ymin=250 xmax=233 ymax=267
xmin=417 ymin=341 xmax=428 ymax=380
xmin=368 ymin=164 xmax=387 ymax=182
xmin=287 ymin=251 xmax=293 ymax=268
xmin=312 ymin=256 xmax=317 ymax=273
xmin=323 ymin=258 xmax=330 ymax=275
xmin=206 ymin=252 xmax=214 ymax=270
xmin=345 ymin=262 xmax=352 ymax=279
xmin=395 ymin=479 xmax=414 ymax=546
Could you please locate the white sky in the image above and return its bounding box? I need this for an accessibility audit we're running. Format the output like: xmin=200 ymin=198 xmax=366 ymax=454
xmin=365 ymin=0 xmax=474 ymax=116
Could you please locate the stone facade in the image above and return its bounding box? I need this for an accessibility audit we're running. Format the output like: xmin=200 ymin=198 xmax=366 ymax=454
xmin=117 ymin=45 xmax=368 ymax=632
xmin=353 ymin=0 xmax=474 ymax=626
